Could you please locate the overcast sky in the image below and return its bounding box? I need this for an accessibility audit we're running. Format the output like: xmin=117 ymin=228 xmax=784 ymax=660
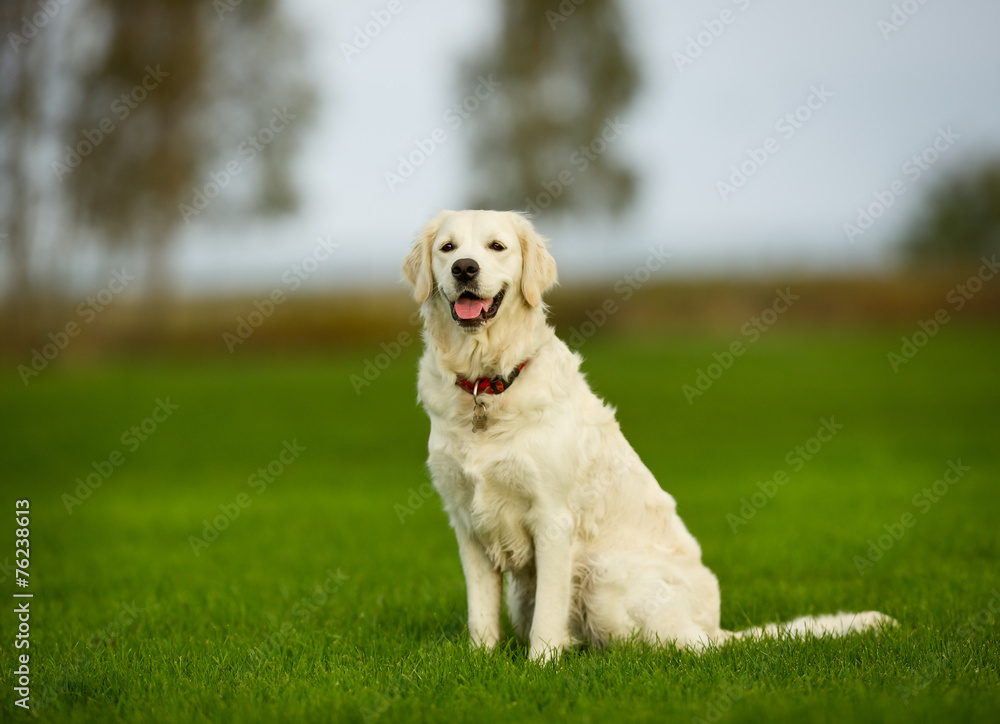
xmin=173 ymin=0 xmax=1000 ymax=294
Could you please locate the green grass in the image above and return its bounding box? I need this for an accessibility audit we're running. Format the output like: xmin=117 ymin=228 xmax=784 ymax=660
xmin=1 ymin=326 xmax=998 ymax=723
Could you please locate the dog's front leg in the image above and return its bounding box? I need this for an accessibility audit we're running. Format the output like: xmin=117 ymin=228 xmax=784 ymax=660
xmin=455 ymin=525 xmax=502 ymax=649
xmin=528 ymin=511 xmax=574 ymax=663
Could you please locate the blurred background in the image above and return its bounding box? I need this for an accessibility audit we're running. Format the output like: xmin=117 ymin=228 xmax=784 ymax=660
xmin=1 ymin=0 xmax=999 ymax=355
xmin=2 ymin=7 xmax=999 ymax=719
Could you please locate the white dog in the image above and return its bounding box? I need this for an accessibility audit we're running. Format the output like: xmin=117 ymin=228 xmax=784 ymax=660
xmin=403 ymin=209 xmax=893 ymax=662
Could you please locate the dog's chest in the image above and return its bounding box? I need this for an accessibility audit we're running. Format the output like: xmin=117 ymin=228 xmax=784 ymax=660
xmin=433 ymin=445 xmax=538 ymax=572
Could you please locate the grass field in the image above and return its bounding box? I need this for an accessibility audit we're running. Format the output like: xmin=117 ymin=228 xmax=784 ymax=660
xmin=1 ymin=325 xmax=998 ymax=723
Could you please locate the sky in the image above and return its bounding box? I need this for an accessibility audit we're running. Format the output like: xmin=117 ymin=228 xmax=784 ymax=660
xmin=172 ymin=0 xmax=1000 ymax=294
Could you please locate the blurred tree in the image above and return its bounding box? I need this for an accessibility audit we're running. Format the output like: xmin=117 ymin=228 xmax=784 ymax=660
xmin=0 ymin=0 xmax=313 ymax=316
xmin=901 ymin=160 xmax=1000 ymax=268
xmin=462 ymin=0 xmax=640 ymax=217
xmin=0 ymin=0 xmax=54 ymax=321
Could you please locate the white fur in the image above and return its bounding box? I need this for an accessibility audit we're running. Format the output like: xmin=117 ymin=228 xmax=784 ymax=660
xmin=403 ymin=210 xmax=895 ymax=663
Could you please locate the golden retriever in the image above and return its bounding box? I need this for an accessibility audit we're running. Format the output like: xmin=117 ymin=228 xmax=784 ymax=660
xmin=403 ymin=209 xmax=893 ymax=662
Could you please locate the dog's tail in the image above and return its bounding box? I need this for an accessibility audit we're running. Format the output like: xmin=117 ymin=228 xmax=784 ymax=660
xmin=720 ymin=610 xmax=897 ymax=643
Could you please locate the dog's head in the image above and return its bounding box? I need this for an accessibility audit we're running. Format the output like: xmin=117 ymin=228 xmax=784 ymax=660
xmin=402 ymin=210 xmax=557 ymax=332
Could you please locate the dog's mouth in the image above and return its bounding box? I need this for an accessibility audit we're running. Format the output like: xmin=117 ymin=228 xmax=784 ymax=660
xmin=450 ymin=289 xmax=505 ymax=328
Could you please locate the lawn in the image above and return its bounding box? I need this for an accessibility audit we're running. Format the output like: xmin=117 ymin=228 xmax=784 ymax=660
xmin=1 ymin=325 xmax=998 ymax=723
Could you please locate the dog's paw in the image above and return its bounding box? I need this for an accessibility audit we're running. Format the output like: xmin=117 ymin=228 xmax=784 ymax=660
xmin=468 ymin=633 xmax=501 ymax=651
xmin=528 ymin=640 xmax=566 ymax=665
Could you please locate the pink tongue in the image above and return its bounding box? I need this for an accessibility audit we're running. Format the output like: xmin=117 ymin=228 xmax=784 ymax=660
xmin=454 ymin=297 xmax=492 ymax=320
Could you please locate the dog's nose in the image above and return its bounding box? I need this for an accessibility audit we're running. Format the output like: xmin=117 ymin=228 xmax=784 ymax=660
xmin=451 ymin=258 xmax=479 ymax=283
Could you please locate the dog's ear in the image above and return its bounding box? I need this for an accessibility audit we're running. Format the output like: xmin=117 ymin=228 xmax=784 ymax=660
xmin=403 ymin=211 xmax=450 ymax=304
xmin=516 ymin=215 xmax=557 ymax=308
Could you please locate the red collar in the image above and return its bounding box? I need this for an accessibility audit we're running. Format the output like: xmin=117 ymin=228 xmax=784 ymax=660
xmin=456 ymin=361 xmax=528 ymax=396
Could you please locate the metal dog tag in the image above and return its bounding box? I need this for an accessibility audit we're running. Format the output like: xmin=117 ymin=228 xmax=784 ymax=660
xmin=472 ymin=398 xmax=488 ymax=432
xmin=472 ymin=384 xmax=488 ymax=432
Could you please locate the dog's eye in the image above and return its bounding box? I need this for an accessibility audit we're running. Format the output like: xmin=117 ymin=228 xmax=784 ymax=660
xmin=490 ymin=241 xmax=506 ymax=252
xmin=440 ymin=242 xmax=455 ymax=252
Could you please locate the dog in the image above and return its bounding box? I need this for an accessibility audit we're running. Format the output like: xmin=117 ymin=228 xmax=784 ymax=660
xmin=403 ymin=209 xmax=894 ymax=662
